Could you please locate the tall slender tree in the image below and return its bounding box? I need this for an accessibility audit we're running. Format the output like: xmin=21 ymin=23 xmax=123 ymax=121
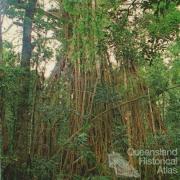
xmin=0 ymin=1 xmax=3 ymax=63
xmin=14 ymin=0 xmax=37 ymax=174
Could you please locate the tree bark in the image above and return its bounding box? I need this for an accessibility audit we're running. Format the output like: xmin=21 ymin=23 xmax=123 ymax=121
xmin=0 ymin=14 xmax=3 ymax=63
xmin=0 ymin=12 xmax=3 ymax=180
xmin=15 ymin=0 xmax=37 ymax=167
xmin=21 ymin=0 xmax=36 ymax=68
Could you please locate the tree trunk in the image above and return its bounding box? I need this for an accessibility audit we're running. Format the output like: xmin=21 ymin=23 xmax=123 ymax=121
xmin=0 ymin=14 xmax=3 ymax=63
xmin=21 ymin=0 xmax=36 ymax=68
xmin=15 ymin=0 xmax=36 ymax=169
xmin=0 ymin=12 xmax=3 ymax=180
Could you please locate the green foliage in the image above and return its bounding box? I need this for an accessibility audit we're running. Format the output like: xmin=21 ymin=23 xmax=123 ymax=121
xmin=0 ymin=46 xmax=22 ymax=154
xmin=166 ymin=41 xmax=180 ymax=124
xmin=142 ymin=57 xmax=169 ymax=95
xmin=91 ymin=176 xmax=111 ymax=180
xmin=170 ymin=59 xmax=180 ymax=84
xmin=1 ymin=0 xmax=180 ymax=179
xmin=30 ymin=158 xmax=57 ymax=180
xmin=112 ymin=120 xmax=128 ymax=154
xmin=146 ymin=4 xmax=180 ymax=38
xmin=94 ymin=84 xmax=120 ymax=104
xmin=169 ymin=40 xmax=180 ymax=57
